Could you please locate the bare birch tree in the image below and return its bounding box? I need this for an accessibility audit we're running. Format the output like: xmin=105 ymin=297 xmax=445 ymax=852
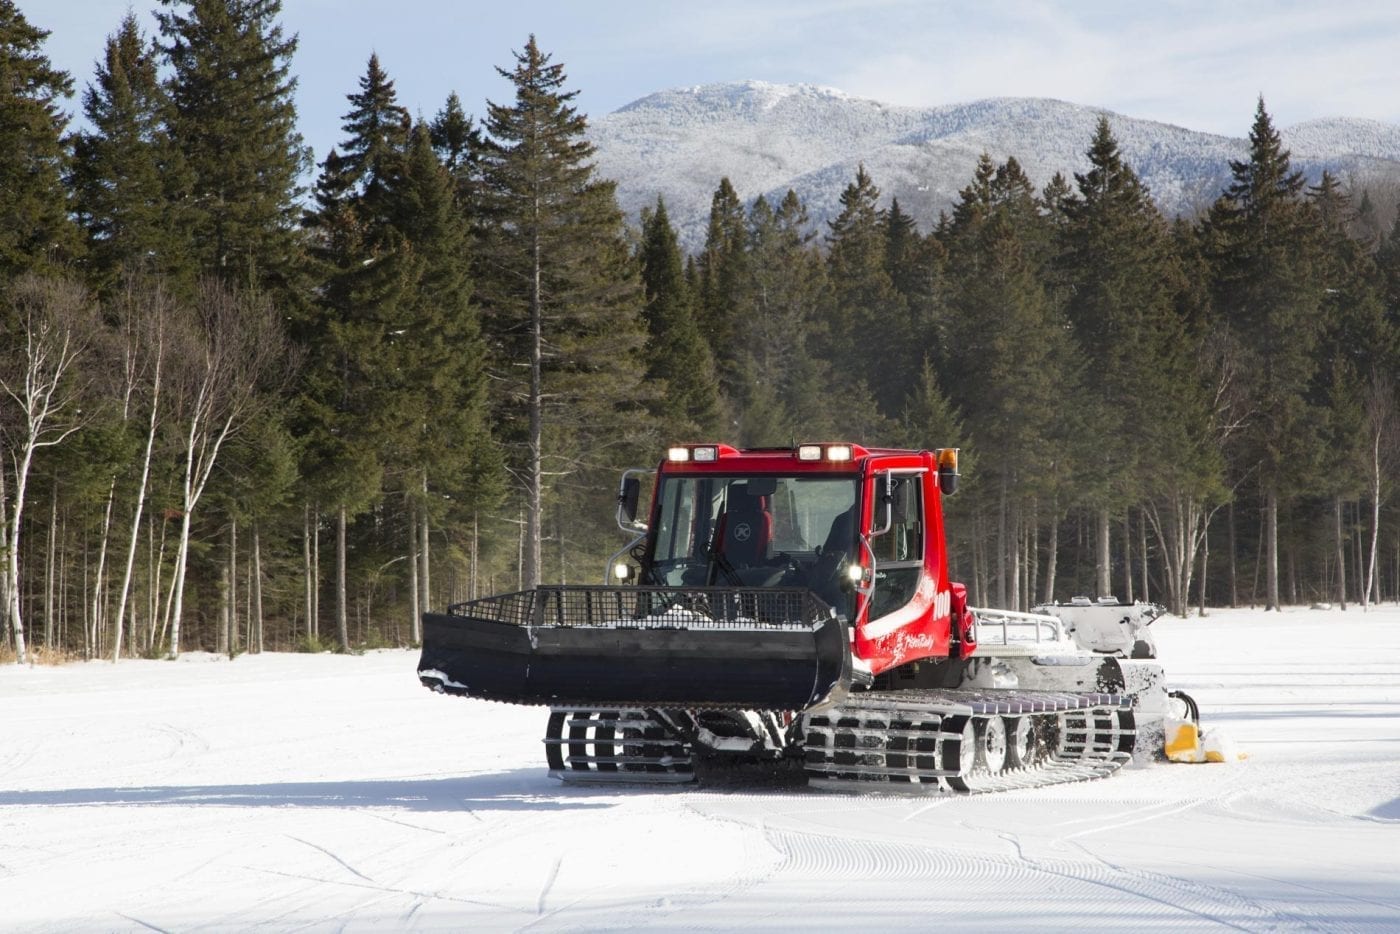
xmin=1143 ymin=332 xmax=1248 ymax=616
xmin=165 ymin=279 xmax=284 ymax=657
xmin=1363 ymin=374 xmax=1399 ymax=607
xmin=1 ymin=275 xmax=94 ymax=663
xmin=110 ymin=279 xmax=172 ymax=660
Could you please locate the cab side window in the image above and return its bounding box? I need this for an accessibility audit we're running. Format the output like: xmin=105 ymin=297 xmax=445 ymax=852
xmin=869 ymin=474 xmax=923 ymax=619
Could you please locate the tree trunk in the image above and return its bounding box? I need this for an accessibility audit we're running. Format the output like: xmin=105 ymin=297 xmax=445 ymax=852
xmin=1008 ymin=501 xmax=1021 ymax=611
xmin=516 ymin=504 xmax=525 ymax=592
xmin=336 ymin=504 xmax=349 ymax=652
xmin=168 ymin=509 xmax=194 ymax=656
xmin=1198 ymin=514 xmax=1210 ymax=616
xmin=229 ymin=517 xmax=238 ymax=655
xmin=524 ymin=229 xmax=544 ymax=590
xmin=1095 ymin=507 xmax=1112 ymax=599
xmin=995 ymin=474 xmax=1009 ymax=607
xmin=313 ymin=507 xmax=321 ymax=639
xmin=7 ymin=442 xmax=40 ymax=663
xmin=1365 ymin=437 xmax=1381 ymax=607
xmin=408 ymin=505 xmax=420 ymax=642
xmin=1350 ymin=502 xmax=1363 ymax=606
xmin=46 ymin=490 xmax=56 ymax=651
xmin=1265 ymin=487 xmax=1280 ymax=611
xmin=419 ymin=472 xmax=431 ymax=630
xmin=112 ymin=389 xmax=159 ymax=662
xmin=471 ymin=512 xmax=479 ymax=601
xmin=1043 ymin=506 xmax=1059 ymax=605
xmin=1334 ymin=495 xmax=1348 ymax=610
xmin=218 ymin=549 xmax=231 ymax=657
xmin=1138 ymin=509 xmax=1150 ymax=603
xmin=1121 ymin=514 xmax=1134 ymax=603
xmin=1227 ymin=500 xmax=1238 ymax=607
xmin=1028 ymin=498 xmax=1039 ymax=606
xmin=253 ymin=521 xmax=264 ymax=652
xmin=303 ymin=504 xmax=313 ymax=642
xmin=88 ymin=478 xmax=117 ymax=660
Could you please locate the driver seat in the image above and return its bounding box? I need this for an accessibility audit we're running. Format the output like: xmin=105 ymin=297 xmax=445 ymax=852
xmin=719 ymin=485 xmax=771 ymax=568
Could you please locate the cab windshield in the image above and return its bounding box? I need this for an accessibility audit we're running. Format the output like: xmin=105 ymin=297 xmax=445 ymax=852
xmin=647 ymin=473 xmax=858 ymax=617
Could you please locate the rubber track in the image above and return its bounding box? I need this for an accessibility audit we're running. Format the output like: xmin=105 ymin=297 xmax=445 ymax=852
xmin=804 ymin=688 xmax=1134 ymax=794
xmin=543 ymin=709 xmax=695 ymax=783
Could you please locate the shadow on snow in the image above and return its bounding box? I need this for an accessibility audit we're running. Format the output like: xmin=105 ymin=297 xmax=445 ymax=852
xmin=0 ymin=769 xmax=649 ymax=812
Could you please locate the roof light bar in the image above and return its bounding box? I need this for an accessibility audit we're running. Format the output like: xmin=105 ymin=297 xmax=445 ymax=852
xmin=692 ymin=445 xmax=718 ymax=462
xmin=826 ymin=445 xmax=853 ymax=462
xmin=797 ymin=444 xmax=823 ymax=461
xmin=667 ymin=447 xmax=690 ymax=462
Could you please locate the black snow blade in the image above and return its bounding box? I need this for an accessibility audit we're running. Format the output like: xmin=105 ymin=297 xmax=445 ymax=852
xmin=418 ymin=586 xmax=850 ymax=711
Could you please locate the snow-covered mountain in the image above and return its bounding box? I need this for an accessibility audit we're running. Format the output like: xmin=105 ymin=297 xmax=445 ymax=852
xmin=588 ymin=81 xmax=1400 ymax=250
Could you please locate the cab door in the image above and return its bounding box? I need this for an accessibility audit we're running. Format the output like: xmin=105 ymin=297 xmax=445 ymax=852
xmin=867 ymin=470 xmax=926 ymax=621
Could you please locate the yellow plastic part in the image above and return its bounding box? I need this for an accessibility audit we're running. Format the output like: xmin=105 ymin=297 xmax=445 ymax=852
xmin=1164 ymin=718 xmax=1204 ymax=763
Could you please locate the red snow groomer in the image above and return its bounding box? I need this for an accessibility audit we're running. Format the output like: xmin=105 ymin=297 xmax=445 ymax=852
xmin=419 ymin=443 xmax=1201 ymax=792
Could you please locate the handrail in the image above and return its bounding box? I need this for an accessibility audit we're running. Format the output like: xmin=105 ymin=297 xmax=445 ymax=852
xmin=969 ymin=606 xmax=1066 ymax=644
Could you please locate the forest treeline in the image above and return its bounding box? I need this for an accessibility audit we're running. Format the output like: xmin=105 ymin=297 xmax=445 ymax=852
xmin=3 ymin=1 xmax=1399 ymax=663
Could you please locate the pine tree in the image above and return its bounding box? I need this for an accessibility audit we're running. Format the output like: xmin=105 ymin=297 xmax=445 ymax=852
xmin=638 ymin=198 xmax=722 ymax=436
xmin=475 ymin=36 xmax=650 ymax=588
xmin=1206 ymin=98 xmax=1324 ymax=610
xmin=885 ymin=198 xmax=946 ymax=394
xmin=0 ymin=0 xmax=80 ymax=278
xmin=940 ymin=158 xmax=1079 ymax=608
xmin=69 ymin=13 xmax=191 ymax=295
xmin=337 ymin=53 xmax=410 ymax=222
xmin=157 ymin=0 xmax=308 ymax=286
xmin=1306 ymin=172 xmax=1397 ymax=607
xmin=823 ymin=165 xmax=909 ymax=415
xmin=743 ymin=191 xmax=831 ymax=443
xmin=296 ymin=58 xmax=415 ymax=648
xmin=429 ymin=91 xmax=487 ymax=206
xmin=388 ymin=123 xmax=502 ymax=631
xmin=1056 ymin=116 xmax=1211 ymax=606
xmin=696 ymin=177 xmax=749 ymax=400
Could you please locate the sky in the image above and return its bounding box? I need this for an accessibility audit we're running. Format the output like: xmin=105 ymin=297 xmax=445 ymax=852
xmin=34 ymin=0 xmax=1400 ymax=167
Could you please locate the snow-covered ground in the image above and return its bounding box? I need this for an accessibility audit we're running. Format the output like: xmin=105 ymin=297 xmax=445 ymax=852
xmin=3 ymin=606 xmax=1398 ymax=931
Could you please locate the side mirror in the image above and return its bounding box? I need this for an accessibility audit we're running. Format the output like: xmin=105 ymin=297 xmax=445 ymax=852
xmin=618 ymin=476 xmax=641 ymax=525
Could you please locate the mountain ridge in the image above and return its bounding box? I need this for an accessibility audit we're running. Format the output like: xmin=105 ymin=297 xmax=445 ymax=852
xmin=586 ymin=81 xmax=1400 ymax=251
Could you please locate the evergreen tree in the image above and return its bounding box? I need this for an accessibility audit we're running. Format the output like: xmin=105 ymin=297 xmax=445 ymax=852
xmin=69 ymin=13 xmax=191 ymax=295
xmin=475 ymin=36 xmax=650 ymax=588
xmin=157 ymin=0 xmax=308 ymax=287
xmin=337 ymin=53 xmax=410 ymax=221
xmin=823 ymin=165 xmax=909 ymax=416
xmin=296 ymin=58 xmax=414 ymax=647
xmin=1307 ymin=172 xmax=1397 ymax=607
xmin=390 ymin=123 xmax=502 ymax=629
xmin=429 ymin=91 xmax=487 ymax=206
xmin=884 ymin=198 xmax=946 ymax=390
xmin=696 ymin=177 xmax=749 ymax=400
xmin=0 ymin=0 xmax=80 ymax=278
xmin=743 ymin=191 xmax=832 ymax=443
xmin=1057 ymin=116 xmax=1211 ymax=604
xmin=940 ymin=157 xmax=1079 ymax=608
xmin=638 ymin=198 xmax=722 ymax=436
xmin=1205 ymin=98 xmax=1325 ymax=610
